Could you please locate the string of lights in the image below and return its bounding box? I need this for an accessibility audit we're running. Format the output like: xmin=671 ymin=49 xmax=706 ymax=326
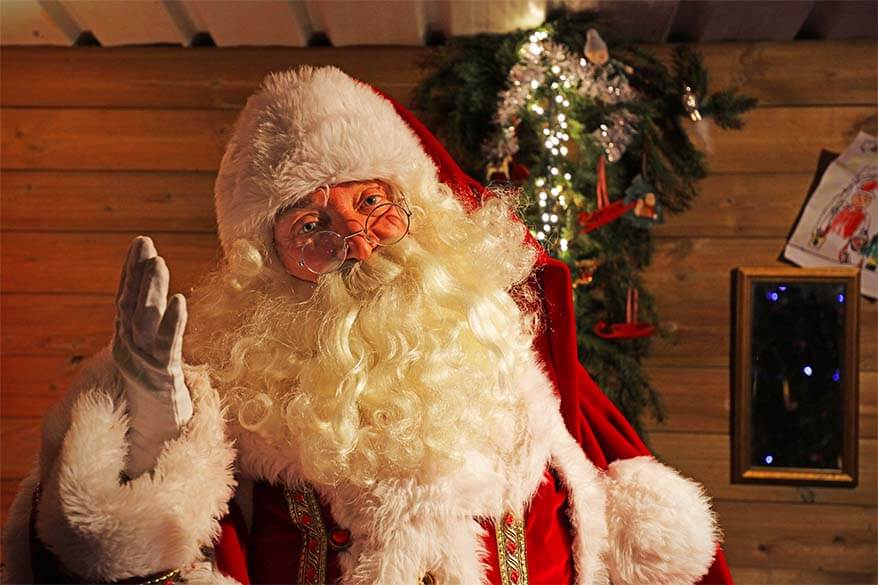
xmin=487 ymin=27 xmax=638 ymax=252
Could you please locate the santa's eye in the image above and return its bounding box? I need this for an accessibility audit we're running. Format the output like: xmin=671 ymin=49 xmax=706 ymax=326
xmin=299 ymin=220 xmax=319 ymax=234
xmin=360 ymin=190 xmax=388 ymax=210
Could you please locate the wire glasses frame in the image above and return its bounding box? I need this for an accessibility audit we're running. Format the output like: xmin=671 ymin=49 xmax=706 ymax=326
xmin=296 ymin=200 xmax=412 ymax=275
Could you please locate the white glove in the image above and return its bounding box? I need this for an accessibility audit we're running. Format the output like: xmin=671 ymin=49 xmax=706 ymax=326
xmin=111 ymin=236 xmax=193 ymax=479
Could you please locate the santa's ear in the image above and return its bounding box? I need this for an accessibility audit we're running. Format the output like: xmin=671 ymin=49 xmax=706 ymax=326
xmin=604 ymin=456 xmax=720 ymax=585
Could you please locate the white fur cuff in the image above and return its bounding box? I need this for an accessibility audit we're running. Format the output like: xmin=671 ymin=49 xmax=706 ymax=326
xmin=605 ymin=456 xmax=720 ymax=585
xmin=35 ymin=365 xmax=236 ymax=582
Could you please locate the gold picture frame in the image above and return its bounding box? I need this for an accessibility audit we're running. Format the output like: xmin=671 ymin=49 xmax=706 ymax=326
xmin=732 ymin=266 xmax=860 ymax=487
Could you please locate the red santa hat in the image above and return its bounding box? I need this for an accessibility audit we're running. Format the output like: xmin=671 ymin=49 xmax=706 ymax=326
xmin=214 ymin=65 xmax=491 ymax=256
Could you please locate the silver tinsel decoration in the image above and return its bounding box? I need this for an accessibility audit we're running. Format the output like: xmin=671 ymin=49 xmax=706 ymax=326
xmin=488 ymin=28 xmax=639 ymax=166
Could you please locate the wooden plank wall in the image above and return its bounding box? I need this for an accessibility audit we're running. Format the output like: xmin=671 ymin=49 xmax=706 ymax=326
xmin=2 ymin=42 xmax=877 ymax=582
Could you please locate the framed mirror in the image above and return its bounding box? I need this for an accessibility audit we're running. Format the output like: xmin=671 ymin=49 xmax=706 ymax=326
xmin=732 ymin=266 xmax=860 ymax=487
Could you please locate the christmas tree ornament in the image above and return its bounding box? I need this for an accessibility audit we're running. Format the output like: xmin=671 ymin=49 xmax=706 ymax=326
xmin=623 ymin=175 xmax=664 ymax=227
xmin=594 ymin=287 xmax=656 ymax=339
xmin=683 ymin=83 xmax=714 ymax=154
xmin=578 ymin=156 xmax=636 ymax=234
xmin=572 ymin=258 xmax=601 ymax=288
xmin=584 ymin=28 xmax=608 ymax=65
xmin=682 ymin=85 xmax=702 ymax=122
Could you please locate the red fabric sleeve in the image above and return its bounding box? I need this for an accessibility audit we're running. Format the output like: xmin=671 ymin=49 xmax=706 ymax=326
xmin=214 ymin=501 xmax=251 ymax=585
xmin=534 ymin=257 xmax=734 ymax=584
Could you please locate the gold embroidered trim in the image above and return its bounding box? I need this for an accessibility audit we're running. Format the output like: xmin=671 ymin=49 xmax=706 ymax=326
xmin=495 ymin=512 xmax=528 ymax=585
xmin=284 ymin=485 xmax=328 ymax=585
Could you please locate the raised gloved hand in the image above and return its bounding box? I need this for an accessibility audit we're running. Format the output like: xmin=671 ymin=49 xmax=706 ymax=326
xmin=111 ymin=236 xmax=193 ymax=479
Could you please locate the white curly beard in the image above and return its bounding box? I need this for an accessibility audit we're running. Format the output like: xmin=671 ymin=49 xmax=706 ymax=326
xmin=186 ymin=193 xmax=540 ymax=488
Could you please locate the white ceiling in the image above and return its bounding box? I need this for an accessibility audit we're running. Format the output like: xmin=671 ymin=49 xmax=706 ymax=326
xmin=1 ymin=0 xmax=875 ymax=47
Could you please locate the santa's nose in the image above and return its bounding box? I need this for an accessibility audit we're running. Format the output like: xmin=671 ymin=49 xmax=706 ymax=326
xmin=339 ymin=217 xmax=373 ymax=262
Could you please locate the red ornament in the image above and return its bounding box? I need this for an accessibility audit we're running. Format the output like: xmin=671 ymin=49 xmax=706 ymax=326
xmin=508 ymin=162 xmax=530 ymax=183
xmin=578 ymin=156 xmax=636 ymax=234
xmin=593 ymin=288 xmax=656 ymax=339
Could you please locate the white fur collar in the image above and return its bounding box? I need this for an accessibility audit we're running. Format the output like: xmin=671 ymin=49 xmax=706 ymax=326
xmin=232 ymin=351 xmax=608 ymax=585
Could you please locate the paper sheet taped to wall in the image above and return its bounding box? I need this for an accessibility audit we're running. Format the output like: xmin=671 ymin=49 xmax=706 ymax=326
xmin=784 ymin=131 xmax=878 ymax=298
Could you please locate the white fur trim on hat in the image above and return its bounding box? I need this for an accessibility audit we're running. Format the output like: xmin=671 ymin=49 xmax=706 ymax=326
xmin=214 ymin=66 xmax=439 ymax=253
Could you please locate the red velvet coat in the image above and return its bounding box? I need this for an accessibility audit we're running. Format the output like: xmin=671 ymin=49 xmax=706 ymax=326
xmin=210 ymin=255 xmax=733 ymax=584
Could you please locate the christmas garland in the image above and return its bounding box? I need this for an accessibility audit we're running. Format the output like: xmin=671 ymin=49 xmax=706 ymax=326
xmin=413 ymin=11 xmax=756 ymax=434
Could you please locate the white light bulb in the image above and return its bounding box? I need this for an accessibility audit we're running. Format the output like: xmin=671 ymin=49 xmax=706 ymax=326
xmin=557 ymin=113 xmax=566 ymax=122
xmin=542 ymin=213 xmax=549 ymax=221
xmin=562 ymin=99 xmax=570 ymax=107
xmin=543 ymin=223 xmax=551 ymax=232
xmin=551 ymin=65 xmax=561 ymax=74
xmin=545 ymin=140 xmax=553 ymax=148
xmin=550 ymin=167 xmax=559 ymax=175
xmin=560 ymin=146 xmax=569 ymax=156
xmin=535 ymin=106 xmax=544 ymax=114
xmin=543 ymin=128 xmax=551 ymax=135
xmin=536 ymin=231 xmax=546 ymax=241
xmin=530 ymin=79 xmax=539 ymax=89
xmin=551 ymin=186 xmax=561 ymax=195
xmin=535 ymin=177 xmax=545 ymax=187
xmin=563 ymin=173 xmax=572 ymax=180
xmin=560 ymin=238 xmax=568 ymax=251
xmin=550 ymin=214 xmax=558 ymax=222
xmin=551 ymin=148 xmax=559 ymax=155
xmin=554 ymin=95 xmax=563 ymax=103
xmin=539 ymin=191 xmax=548 ymax=200
xmin=538 ymin=200 xmax=547 ymax=208
xmin=559 ymin=195 xmax=567 ymax=206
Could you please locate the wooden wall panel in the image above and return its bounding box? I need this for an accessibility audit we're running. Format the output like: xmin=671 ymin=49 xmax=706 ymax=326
xmin=1 ymin=42 xmax=876 ymax=584
xmin=715 ymin=501 xmax=877 ymax=573
xmin=1 ymin=294 xmax=115 ymax=355
xmin=0 ymin=171 xmax=217 ymax=233
xmin=4 ymin=106 xmax=877 ymax=173
xmin=0 ymin=232 xmax=220 ymax=294
xmin=0 ymin=47 xmax=425 ymax=109
xmin=2 ymin=42 xmax=875 ymax=109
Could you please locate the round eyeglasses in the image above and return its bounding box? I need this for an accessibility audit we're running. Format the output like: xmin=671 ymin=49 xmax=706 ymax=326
xmin=297 ymin=202 xmax=412 ymax=275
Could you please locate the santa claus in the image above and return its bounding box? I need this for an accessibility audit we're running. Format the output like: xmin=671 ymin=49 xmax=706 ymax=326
xmin=3 ymin=66 xmax=732 ymax=585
